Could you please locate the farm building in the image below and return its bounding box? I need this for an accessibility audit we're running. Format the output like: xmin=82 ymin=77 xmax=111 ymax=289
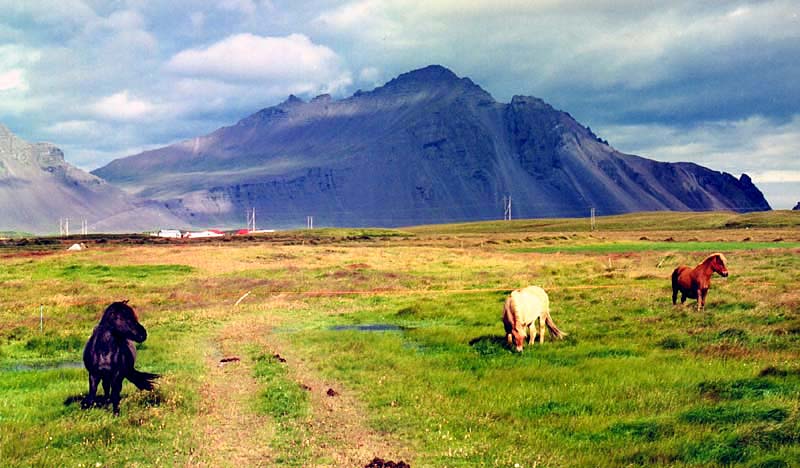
xmin=183 ymin=229 xmax=225 ymax=239
xmin=154 ymin=229 xmax=182 ymax=238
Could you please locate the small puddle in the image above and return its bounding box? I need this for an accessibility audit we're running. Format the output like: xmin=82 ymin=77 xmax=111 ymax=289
xmin=329 ymin=324 xmax=404 ymax=332
xmin=1 ymin=361 xmax=83 ymax=372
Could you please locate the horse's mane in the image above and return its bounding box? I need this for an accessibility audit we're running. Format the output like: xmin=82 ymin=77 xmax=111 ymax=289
xmin=103 ymin=300 xmax=138 ymax=321
xmin=698 ymin=252 xmax=727 ymax=267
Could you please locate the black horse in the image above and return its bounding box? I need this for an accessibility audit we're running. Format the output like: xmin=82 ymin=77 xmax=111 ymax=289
xmin=82 ymin=301 xmax=159 ymax=415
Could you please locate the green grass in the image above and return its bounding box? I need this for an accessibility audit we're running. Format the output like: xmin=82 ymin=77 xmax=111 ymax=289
xmin=406 ymin=210 xmax=800 ymax=234
xmin=515 ymin=240 xmax=800 ymax=254
xmin=269 ymin=246 xmax=800 ymax=466
xmin=1 ymin=221 xmax=799 ymax=466
xmin=0 ymin=231 xmax=34 ymax=238
xmin=252 ymin=350 xmax=312 ymax=466
xmin=266 ymin=227 xmax=414 ymax=239
xmin=0 ymin=325 xmax=202 ymax=467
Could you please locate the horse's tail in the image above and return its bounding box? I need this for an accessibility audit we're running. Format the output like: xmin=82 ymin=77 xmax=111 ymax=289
xmin=126 ymin=369 xmax=160 ymax=391
xmin=544 ymin=312 xmax=566 ymax=339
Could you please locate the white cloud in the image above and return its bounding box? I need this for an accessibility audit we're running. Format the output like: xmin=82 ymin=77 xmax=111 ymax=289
xmin=44 ymin=119 xmax=101 ymax=138
xmin=217 ymin=0 xmax=258 ymax=15
xmin=0 ymin=0 xmax=98 ymax=26
xmin=167 ymin=33 xmax=334 ymax=79
xmin=358 ymin=66 xmax=380 ymax=84
xmin=89 ymin=90 xmax=157 ymax=121
xmin=314 ymin=0 xmax=800 ymax=95
xmin=0 ymin=45 xmax=41 ymax=94
xmin=316 ymin=0 xmax=377 ymax=29
xmin=166 ymin=33 xmax=351 ymax=93
xmin=751 ymin=171 xmax=800 ymax=183
xmin=0 ymin=44 xmax=42 ymax=68
xmin=596 ymin=114 xmax=800 ymax=209
xmin=0 ymin=69 xmax=27 ymax=91
xmin=600 ymin=115 xmax=800 ymax=178
xmin=84 ymin=9 xmax=158 ymax=52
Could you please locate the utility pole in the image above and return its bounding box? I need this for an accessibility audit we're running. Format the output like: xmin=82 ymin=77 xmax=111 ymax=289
xmin=590 ymin=208 xmax=596 ymax=231
xmin=306 ymin=216 xmax=313 ymax=229
xmin=503 ymin=195 xmax=512 ymax=221
xmin=247 ymin=207 xmax=256 ymax=231
xmin=81 ymin=218 xmax=88 ymax=235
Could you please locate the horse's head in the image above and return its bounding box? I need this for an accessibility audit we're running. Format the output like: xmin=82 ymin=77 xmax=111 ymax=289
xmin=511 ymin=330 xmax=525 ymax=352
xmin=101 ymin=301 xmax=147 ymax=342
xmin=709 ymin=253 xmax=729 ymax=277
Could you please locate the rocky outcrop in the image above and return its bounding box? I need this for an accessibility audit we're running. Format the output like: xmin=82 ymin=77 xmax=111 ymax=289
xmin=94 ymin=65 xmax=771 ymax=228
xmin=0 ymin=124 xmax=188 ymax=234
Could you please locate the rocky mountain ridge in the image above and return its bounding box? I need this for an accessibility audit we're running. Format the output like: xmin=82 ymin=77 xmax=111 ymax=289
xmin=86 ymin=65 xmax=768 ymax=228
xmin=0 ymin=124 xmax=187 ymax=234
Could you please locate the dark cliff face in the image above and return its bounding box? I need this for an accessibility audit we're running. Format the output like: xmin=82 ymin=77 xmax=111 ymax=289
xmin=93 ymin=65 xmax=771 ymax=229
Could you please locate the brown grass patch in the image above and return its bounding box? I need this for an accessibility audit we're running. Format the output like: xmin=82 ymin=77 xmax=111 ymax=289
xmin=696 ymin=343 xmax=753 ymax=359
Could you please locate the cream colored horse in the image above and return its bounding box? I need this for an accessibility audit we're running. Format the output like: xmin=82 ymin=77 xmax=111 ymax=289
xmin=503 ymin=286 xmax=566 ymax=351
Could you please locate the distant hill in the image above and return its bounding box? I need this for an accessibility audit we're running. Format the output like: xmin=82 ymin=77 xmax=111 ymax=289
xmin=93 ymin=65 xmax=770 ymax=228
xmin=0 ymin=124 xmax=188 ymax=234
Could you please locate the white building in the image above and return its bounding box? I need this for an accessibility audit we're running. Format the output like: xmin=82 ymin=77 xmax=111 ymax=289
xmin=155 ymin=229 xmax=182 ymax=238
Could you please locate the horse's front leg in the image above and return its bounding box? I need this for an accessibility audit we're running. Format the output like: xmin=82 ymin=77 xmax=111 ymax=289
xmin=82 ymin=373 xmax=99 ymax=409
xmin=110 ymin=374 xmax=124 ymax=416
xmin=700 ymin=289 xmax=708 ymax=311
xmin=696 ymin=288 xmax=704 ymax=311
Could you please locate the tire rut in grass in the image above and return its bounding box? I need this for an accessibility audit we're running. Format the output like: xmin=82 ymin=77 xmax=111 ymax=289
xmin=191 ymin=322 xmax=276 ymax=466
xmin=263 ymin=333 xmax=413 ymax=467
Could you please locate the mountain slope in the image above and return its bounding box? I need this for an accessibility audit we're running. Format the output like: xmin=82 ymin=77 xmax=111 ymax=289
xmin=0 ymin=125 xmax=188 ymax=234
xmin=94 ymin=65 xmax=770 ymax=228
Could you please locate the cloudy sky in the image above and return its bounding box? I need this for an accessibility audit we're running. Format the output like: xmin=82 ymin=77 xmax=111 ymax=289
xmin=1 ymin=0 xmax=798 ymax=208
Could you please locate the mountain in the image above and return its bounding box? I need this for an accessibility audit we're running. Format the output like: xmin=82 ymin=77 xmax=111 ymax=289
xmin=93 ymin=65 xmax=770 ymax=228
xmin=0 ymin=125 xmax=188 ymax=234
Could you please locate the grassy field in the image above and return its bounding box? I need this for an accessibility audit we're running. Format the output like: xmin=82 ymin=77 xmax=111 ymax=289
xmin=1 ymin=211 xmax=799 ymax=467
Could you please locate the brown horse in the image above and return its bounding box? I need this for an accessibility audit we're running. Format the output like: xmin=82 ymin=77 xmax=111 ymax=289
xmin=502 ymin=286 xmax=566 ymax=352
xmin=671 ymin=253 xmax=729 ymax=311
xmin=82 ymin=301 xmax=159 ymax=415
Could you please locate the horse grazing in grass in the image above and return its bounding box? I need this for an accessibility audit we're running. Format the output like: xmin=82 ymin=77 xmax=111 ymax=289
xmin=671 ymin=253 xmax=729 ymax=311
xmin=82 ymin=301 xmax=159 ymax=415
xmin=503 ymin=286 xmax=566 ymax=352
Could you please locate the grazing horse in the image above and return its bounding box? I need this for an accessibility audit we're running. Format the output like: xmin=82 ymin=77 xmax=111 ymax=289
xmin=82 ymin=301 xmax=159 ymax=415
xmin=502 ymin=286 xmax=566 ymax=352
xmin=671 ymin=253 xmax=729 ymax=311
